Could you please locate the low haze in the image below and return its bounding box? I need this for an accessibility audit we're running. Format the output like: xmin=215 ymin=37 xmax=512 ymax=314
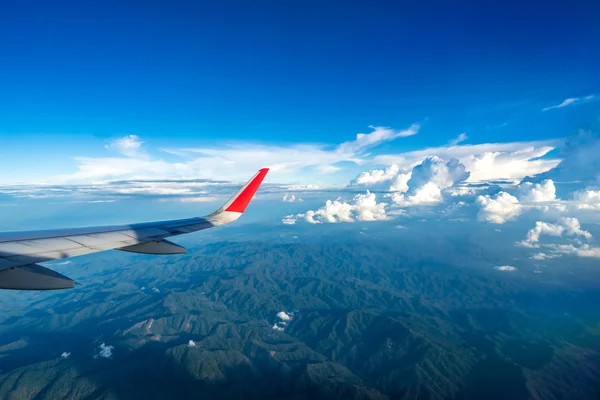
xmin=1 ymin=1 xmax=599 ymax=399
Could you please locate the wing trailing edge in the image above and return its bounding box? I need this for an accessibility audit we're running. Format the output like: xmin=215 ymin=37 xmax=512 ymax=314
xmin=0 ymin=168 xmax=269 ymax=290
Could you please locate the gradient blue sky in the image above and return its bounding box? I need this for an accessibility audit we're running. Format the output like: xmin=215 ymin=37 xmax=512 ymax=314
xmin=1 ymin=1 xmax=600 ymax=247
xmin=2 ymin=1 xmax=599 ymax=164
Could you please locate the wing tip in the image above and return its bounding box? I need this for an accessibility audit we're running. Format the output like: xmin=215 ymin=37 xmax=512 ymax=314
xmin=223 ymin=168 xmax=269 ymax=214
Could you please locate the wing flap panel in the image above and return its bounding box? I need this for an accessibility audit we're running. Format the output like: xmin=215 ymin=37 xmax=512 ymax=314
xmin=0 ymin=264 xmax=74 ymax=290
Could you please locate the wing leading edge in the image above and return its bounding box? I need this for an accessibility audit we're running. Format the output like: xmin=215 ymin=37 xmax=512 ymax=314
xmin=0 ymin=168 xmax=269 ymax=290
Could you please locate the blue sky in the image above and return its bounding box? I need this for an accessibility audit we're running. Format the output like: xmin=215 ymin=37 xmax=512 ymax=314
xmin=1 ymin=1 xmax=600 ymax=265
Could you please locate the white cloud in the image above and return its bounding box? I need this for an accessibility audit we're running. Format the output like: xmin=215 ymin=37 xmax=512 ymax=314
xmin=179 ymin=196 xmax=218 ymax=203
xmin=188 ymin=340 xmax=197 ymax=348
xmin=542 ymin=95 xmax=595 ymax=112
xmin=152 ymin=287 xmax=160 ymax=293
xmin=392 ymin=182 xmax=443 ymax=206
xmin=518 ymin=179 xmax=557 ymax=203
xmin=336 ymin=125 xmax=419 ymax=154
xmin=520 ymin=217 xmax=592 ymax=247
xmin=375 ymin=140 xmax=560 ymax=184
xmin=105 ymin=135 xmax=145 ymax=157
xmin=446 ymin=186 xmax=477 ymax=197
xmin=47 ymin=125 xmax=419 ymax=185
xmin=281 ymin=217 xmax=296 ymax=225
xmin=477 ymin=192 xmax=522 ymax=224
xmin=408 ymin=157 xmax=470 ymax=190
xmin=283 ymin=194 xmax=302 ymax=203
xmin=544 ymin=243 xmax=600 ymax=259
xmin=449 ymin=132 xmax=468 ymax=146
xmin=349 ymin=164 xmax=412 ymax=193
xmin=495 ymin=265 xmax=517 ymax=272
xmin=530 ymin=252 xmax=558 ymax=260
xmin=61 ymin=352 xmax=71 ymax=359
xmin=272 ymin=324 xmax=284 ymax=332
xmin=276 ymin=311 xmax=292 ymax=321
xmin=573 ymin=189 xmax=600 ymax=209
xmin=350 ymin=164 xmax=400 ymax=186
xmin=294 ymin=191 xmax=388 ymax=224
xmin=387 ymin=157 xmax=470 ymax=207
xmin=95 ymin=343 xmax=114 ymax=359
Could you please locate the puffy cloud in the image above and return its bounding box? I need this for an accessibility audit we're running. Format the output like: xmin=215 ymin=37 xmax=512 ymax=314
xmin=349 ymin=164 xmax=412 ymax=193
xmin=293 ymin=191 xmax=388 ymax=224
xmin=281 ymin=217 xmax=296 ymax=225
xmin=283 ymin=194 xmax=302 ymax=203
xmin=61 ymin=352 xmax=71 ymax=359
xmin=477 ymin=192 xmax=522 ymax=224
xmin=446 ymin=187 xmax=477 ymax=197
xmin=408 ymin=157 xmax=470 ymax=190
xmin=518 ymin=179 xmax=557 ymax=203
xmin=350 ymin=164 xmax=399 ymax=186
xmin=95 ymin=343 xmax=114 ymax=359
xmin=542 ymin=95 xmax=595 ymax=112
xmin=390 ymin=172 xmax=412 ymax=192
xmin=495 ymin=266 xmax=517 ymax=272
xmin=519 ymin=217 xmax=592 ymax=248
xmin=392 ymin=182 xmax=443 ymax=206
xmin=573 ymin=189 xmax=600 ymax=210
xmin=273 ymin=311 xmax=293 ymax=331
xmin=276 ymin=311 xmax=292 ymax=321
xmin=188 ymin=340 xmax=197 ymax=348
xmin=544 ymin=244 xmax=600 ymax=259
xmin=105 ymin=135 xmax=145 ymax=157
xmin=388 ymin=157 xmax=470 ymax=207
xmin=375 ymin=140 xmax=560 ymax=184
xmin=530 ymin=252 xmax=558 ymax=260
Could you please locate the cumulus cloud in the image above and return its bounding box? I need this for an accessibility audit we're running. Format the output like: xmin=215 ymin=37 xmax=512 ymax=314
xmin=276 ymin=311 xmax=292 ymax=321
xmin=283 ymin=194 xmax=302 ymax=203
xmin=105 ymin=135 xmax=145 ymax=157
xmin=375 ymin=140 xmax=560 ymax=184
xmin=281 ymin=216 xmax=296 ymax=225
xmin=477 ymin=192 xmax=522 ymax=224
xmin=349 ymin=164 xmax=412 ymax=193
xmin=495 ymin=265 xmax=517 ymax=272
xmin=95 ymin=343 xmax=114 ymax=359
xmin=392 ymin=182 xmax=443 ymax=206
xmin=388 ymin=157 xmax=470 ymax=207
xmin=272 ymin=311 xmax=293 ymax=331
xmin=544 ymin=243 xmax=600 ymax=259
xmin=407 ymin=157 xmax=470 ymax=190
xmin=573 ymin=189 xmax=600 ymax=210
xmin=519 ymin=217 xmax=592 ymax=248
xmin=61 ymin=352 xmax=71 ymax=359
xmin=292 ymin=191 xmax=388 ymax=224
xmin=542 ymin=95 xmax=595 ymax=112
xmin=530 ymin=252 xmax=558 ymax=260
xmin=188 ymin=340 xmax=197 ymax=348
xmin=518 ymin=179 xmax=557 ymax=203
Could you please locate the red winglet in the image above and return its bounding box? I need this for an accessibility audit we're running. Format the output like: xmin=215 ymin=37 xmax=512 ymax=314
xmin=224 ymin=168 xmax=269 ymax=213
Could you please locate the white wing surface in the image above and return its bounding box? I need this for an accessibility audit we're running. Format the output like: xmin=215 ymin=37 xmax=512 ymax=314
xmin=0 ymin=168 xmax=269 ymax=290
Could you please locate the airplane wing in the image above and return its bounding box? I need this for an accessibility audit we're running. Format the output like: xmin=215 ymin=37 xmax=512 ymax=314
xmin=0 ymin=168 xmax=269 ymax=290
